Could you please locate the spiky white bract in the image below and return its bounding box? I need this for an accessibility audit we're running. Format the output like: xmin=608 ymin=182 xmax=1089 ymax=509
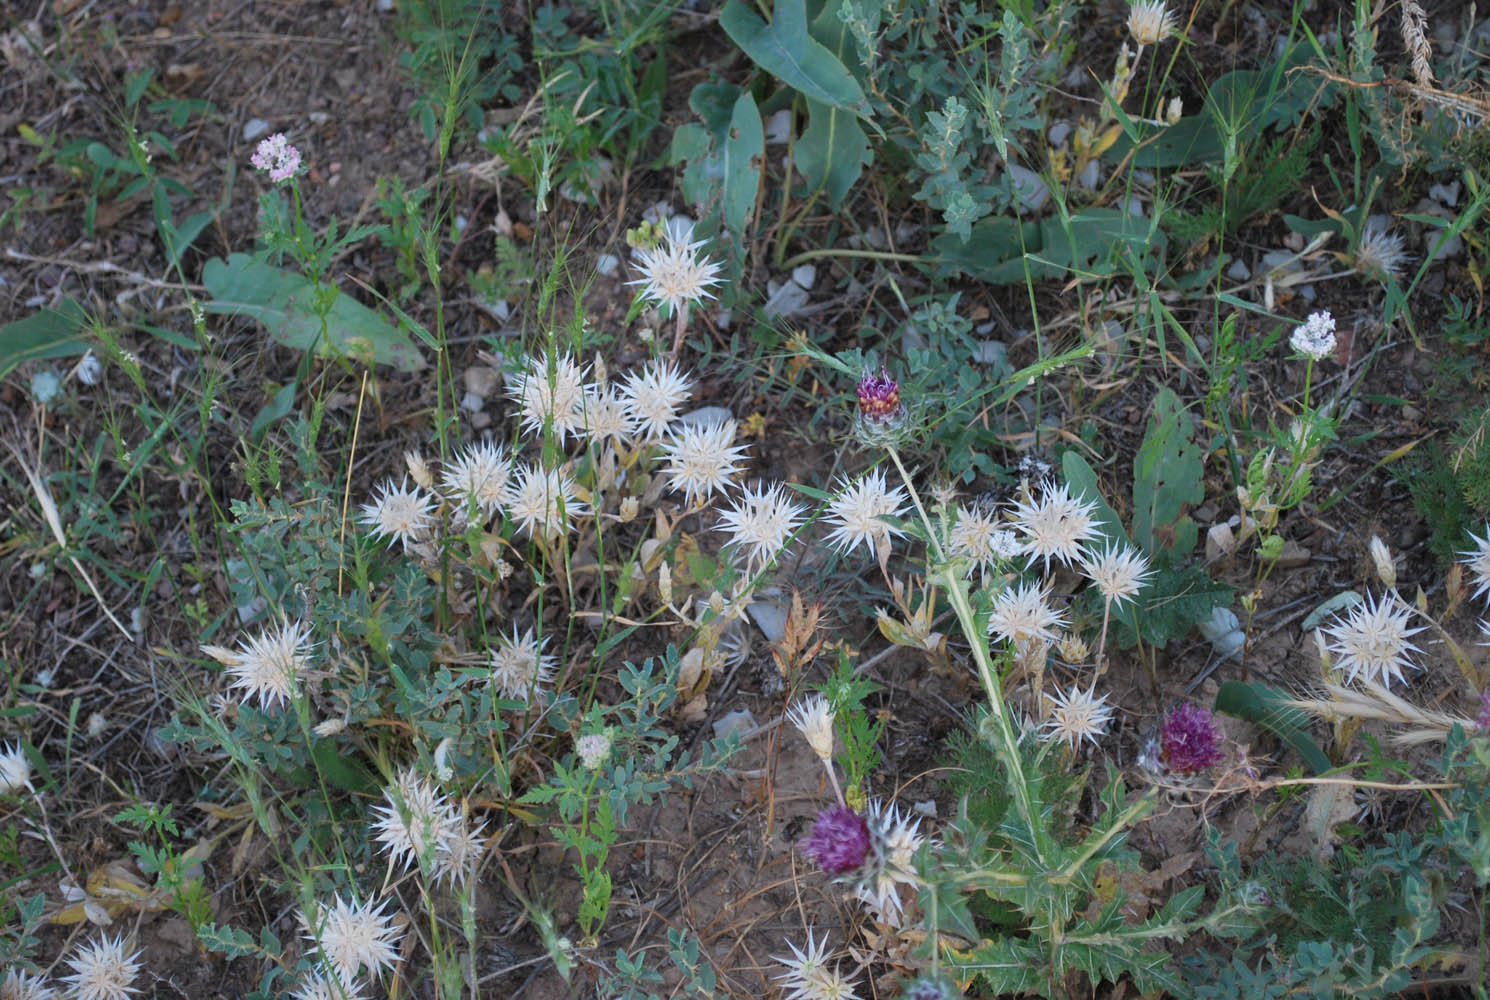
xmin=823 ymin=470 xmax=908 ymax=559
xmin=440 ymin=441 xmax=511 ymax=517
xmin=1041 ymin=684 xmax=1114 ymax=750
xmin=372 ymin=768 xmax=457 ymax=873
xmin=986 ymin=580 xmax=1066 ymax=645
xmin=787 ymin=694 xmax=836 ymax=762
xmin=1 ymin=970 xmax=54 ymax=1000
xmin=628 ymin=220 xmax=723 ymax=318
xmin=61 ymin=934 xmax=141 ymax=1000
xmin=716 ymin=481 xmax=805 ymax=572
xmin=660 ymin=420 xmax=749 ymax=506
xmin=1127 ymin=0 xmax=1175 ymax=45
xmin=1081 ymin=541 xmax=1154 ymax=607
xmin=619 ymin=359 xmax=694 ymax=439
xmin=854 ymin=799 xmax=925 ymax=925
xmin=0 ymin=742 xmax=33 ymax=794
xmin=1461 ymin=525 xmax=1490 ymax=606
xmin=772 ymin=928 xmax=834 ymax=1000
xmin=1355 ymin=220 xmax=1409 ymax=281
xmin=1011 ymin=482 xmax=1101 ymax=573
xmin=950 ymin=503 xmax=1023 ymax=579
xmin=579 ymin=384 xmax=635 ymax=444
xmin=507 ymin=351 xmax=589 ymax=443
xmin=358 ymin=477 xmax=434 ymax=552
xmin=502 ymin=462 xmax=587 ymax=539
xmin=488 ymin=625 xmax=558 ymax=703
xmin=1322 ymin=591 xmax=1425 ymax=688
xmin=290 ymin=973 xmax=362 ymax=1000
xmin=200 ymin=618 xmax=314 ymax=712
xmin=304 ymin=895 xmax=403 ymax=985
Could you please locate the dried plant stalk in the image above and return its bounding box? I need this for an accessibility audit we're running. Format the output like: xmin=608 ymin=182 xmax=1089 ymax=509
xmin=1288 ymin=682 xmax=1476 ymax=747
xmin=1399 ymin=0 xmax=1435 ymax=88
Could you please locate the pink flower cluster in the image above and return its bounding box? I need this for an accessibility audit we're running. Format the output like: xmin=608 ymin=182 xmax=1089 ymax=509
xmin=1161 ymin=702 xmax=1225 ymax=774
xmin=250 ymin=133 xmax=301 ymax=183
xmin=800 ymin=804 xmax=871 ymax=874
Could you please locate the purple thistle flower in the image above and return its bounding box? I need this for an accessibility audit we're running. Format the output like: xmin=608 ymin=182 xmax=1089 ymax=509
xmin=800 ymin=804 xmax=871 ymax=874
xmin=1477 ymin=690 xmax=1490 ymax=731
xmin=1161 ymin=702 xmax=1225 ymax=774
xmin=856 ymin=368 xmax=903 ymax=425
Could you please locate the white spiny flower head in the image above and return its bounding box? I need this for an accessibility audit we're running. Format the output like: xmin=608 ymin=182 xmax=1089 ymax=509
xmin=502 ymin=462 xmax=587 ymax=539
xmin=440 ymin=441 xmax=511 ymax=517
xmin=1354 ymin=219 xmax=1410 ymax=282
xmin=987 ymin=580 xmax=1067 ymax=645
xmin=823 ymin=469 xmax=908 ymax=558
xmin=439 ymin=812 xmax=488 ymax=887
xmin=1322 ymin=591 xmax=1425 ymax=688
xmin=488 ymin=625 xmax=558 ymax=703
xmin=201 ymin=618 xmax=315 ymax=712
xmin=371 ymin=766 xmax=459 ymax=875
xmin=1011 ymin=481 xmax=1101 ymax=573
xmin=1289 ymin=310 xmax=1337 ymax=361
xmin=0 ymin=742 xmax=34 ymax=794
xmin=772 ymin=927 xmax=833 ymax=1000
xmin=303 ymin=895 xmax=403 ymax=985
xmin=61 ymin=933 xmax=141 ymax=1000
xmin=716 ymin=481 xmax=805 ymax=572
xmin=579 ymin=383 xmax=635 ymax=444
xmin=950 ymin=502 xmax=1023 ymax=579
xmin=807 ymin=967 xmax=860 ymax=1000
xmin=853 ymin=799 xmax=924 ymax=925
xmin=1461 ymin=524 xmax=1490 ymax=605
xmin=576 ymin=730 xmax=613 ymax=769
xmin=786 ymin=694 xmax=836 ymax=762
xmin=661 ymin=419 xmax=749 ymax=506
xmin=507 ymin=350 xmax=589 ymax=443
xmin=1080 ymin=540 xmax=1154 ymax=608
xmin=358 ymin=476 xmax=435 ymax=552
xmin=619 ymin=359 xmax=694 ymax=439
xmin=1040 ymin=684 xmax=1114 ymax=750
xmin=628 ymin=218 xmax=724 ymax=318
xmin=1 ymin=970 xmax=54 ymax=1000
xmin=1127 ymin=0 xmax=1175 ymax=46
xmin=290 ymin=973 xmax=363 ymax=1000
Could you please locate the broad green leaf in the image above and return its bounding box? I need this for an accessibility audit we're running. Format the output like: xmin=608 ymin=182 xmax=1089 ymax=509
xmin=1215 ymin=680 xmax=1331 ymax=775
xmin=1132 ymin=387 xmax=1205 ymax=561
xmin=934 ymin=209 xmax=1165 ymax=283
xmin=722 ymin=92 xmax=763 ymax=236
xmin=0 ymin=298 xmax=90 ymax=379
xmin=202 ymin=253 xmax=424 ymax=372
xmin=250 ymin=380 xmax=298 ymax=443
xmin=795 ymin=1 xmax=872 ymax=208
xmin=720 ymin=0 xmax=866 ymax=113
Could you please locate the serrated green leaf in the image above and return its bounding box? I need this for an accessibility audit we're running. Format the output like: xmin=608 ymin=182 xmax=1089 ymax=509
xmin=719 ymin=0 xmax=866 ymax=113
xmin=202 ymin=253 xmax=424 ymax=372
xmin=198 ymin=922 xmax=259 ymax=959
xmin=1215 ymin=680 xmax=1331 ymax=775
xmin=722 ymin=92 xmax=763 ymax=236
xmin=0 ymin=298 xmax=90 ymax=379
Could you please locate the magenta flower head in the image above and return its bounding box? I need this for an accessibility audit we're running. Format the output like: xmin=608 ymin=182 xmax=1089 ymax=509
xmin=800 ymin=804 xmax=871 ymax=874
xmin=854 ymin=367 xmax=909 ymax=446
xmin=251 ymin=133 xmax=301 ymax=183
xmin=1476 ymin=690 xmax=1490 ymax=731
xmin=1161 ymin=702 xmax=1225 ymax=774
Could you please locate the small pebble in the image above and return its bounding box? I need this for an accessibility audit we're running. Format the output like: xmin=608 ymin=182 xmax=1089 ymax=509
xmin=243 ymin=118 xmax=270 ymax=141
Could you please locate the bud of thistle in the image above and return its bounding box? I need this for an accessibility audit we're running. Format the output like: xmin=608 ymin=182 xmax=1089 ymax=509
xmin=1165 ymin=96 xmax=1183 ymax=124
xmin=1369 ymin=536 xmax=1396 ymax=590
xmin=800 ymin=804 xmax=871 ymax=874
xmin=405 ymin=451 xmax=434 ymax=491
xmin=787 ymin=694 xmax=836 ymax=763
xmin=855 ymin=368 xmax=909 ymax=446
xmin=618 ymin=496 xmax=640 ymax=522
xmin=658 ymin=561 xmax=674 ymax=606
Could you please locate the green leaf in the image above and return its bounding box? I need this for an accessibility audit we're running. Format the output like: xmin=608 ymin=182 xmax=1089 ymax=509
xmin=202 ymin=253 xmax=424 ymax=372
xmin=250 ymin=381 xmax=299 ymax=443
xmin=1132 ymin=387 xmax=1205 ymax=560
xmin=795 ymin=1 xmax=872 ymax=208
xmin=308 ymin=738 xmax=377 ymax=794
xmin=197 ymin=922 xmax=259 ymax=959
xmin=722 ymin=92 xmax=763 ymax=236
xmin=720 ymin=0 xmax=866 ymax=113
xmin=0 ymin=298 xmax=90 ymax=379
xmin=1215 ymin=680 xmax=1331 ymax=775
xmin=934 ymin=209 xmax=1165 ymax=283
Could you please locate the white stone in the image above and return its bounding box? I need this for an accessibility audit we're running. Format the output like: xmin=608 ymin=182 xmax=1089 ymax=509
xmin=243 ymin=118 xmax=270 ymax=141
xmin=1226 ymin=258 xmax=1251 ymax=281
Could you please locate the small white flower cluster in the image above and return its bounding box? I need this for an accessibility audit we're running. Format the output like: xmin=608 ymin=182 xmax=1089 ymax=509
xmin=371 ymin=767 xmax=486 ymax=886
xmin=1289 ymin=310 xmax=1337 ymax=361
xmin=855 ymin=799 xmax=926 ymax=925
